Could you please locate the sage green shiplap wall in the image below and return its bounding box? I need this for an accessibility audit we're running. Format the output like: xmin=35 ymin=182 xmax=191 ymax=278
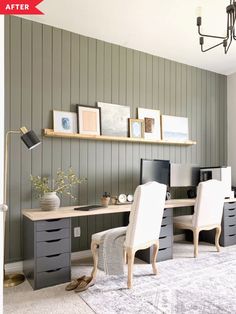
xmin=5 ymin=16 xmax=227 ymax=262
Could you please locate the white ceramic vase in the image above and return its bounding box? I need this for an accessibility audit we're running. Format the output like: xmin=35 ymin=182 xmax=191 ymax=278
xmin=40 ymin=192 xmax=60 ymax=211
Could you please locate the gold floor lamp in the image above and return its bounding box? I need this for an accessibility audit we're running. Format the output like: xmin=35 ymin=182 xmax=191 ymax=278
xmin=3 ymin=126 xmax=41 ymax=288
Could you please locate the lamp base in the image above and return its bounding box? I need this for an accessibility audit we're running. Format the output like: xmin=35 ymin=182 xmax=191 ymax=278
xmin=4 ymin=273 xmax=25 ymax=288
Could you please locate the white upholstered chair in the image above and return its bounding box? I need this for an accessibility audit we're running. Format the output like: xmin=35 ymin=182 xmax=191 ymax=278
xmin=173 ymin=179 xmax=225 ymax=257
xmin=91 ymin=181 xmax=167 ymax=288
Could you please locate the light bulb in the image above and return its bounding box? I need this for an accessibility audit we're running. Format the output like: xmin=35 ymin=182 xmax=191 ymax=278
xmin=196 ymin=6 xmax=202 ymax=17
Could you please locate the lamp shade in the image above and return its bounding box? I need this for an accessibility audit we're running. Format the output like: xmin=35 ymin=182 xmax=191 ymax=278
xmin=21 ymin=130 xmax=41 ymax=150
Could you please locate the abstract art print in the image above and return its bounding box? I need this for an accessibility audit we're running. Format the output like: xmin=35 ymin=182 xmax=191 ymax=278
xmin=53 ymin=110 xmax=77 ymax=133
xmin=137 ymin=108 xmax=161 ymax=140
xmin=161 ymin=115 xmax=189 ymax=141
xmin=97 ymin=102 xmax=130 ymax=137
xmin=77 ymin=105 xmax=101 ymax=135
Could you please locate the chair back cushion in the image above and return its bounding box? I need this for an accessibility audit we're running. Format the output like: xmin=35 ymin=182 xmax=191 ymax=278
xmin=192 ymin=179 xmax=225 ymax=228
xmin=124 ymin=181 xmax=167 ymax=249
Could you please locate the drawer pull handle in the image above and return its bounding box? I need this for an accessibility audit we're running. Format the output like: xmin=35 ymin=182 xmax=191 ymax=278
xmin=45 ymin=229 xmax=61 ymax=233
xmin=46 ymin=253 xmax=61 ymax=258
xmin=228 ymin=208 xmax=235 ymax=211
xmin=159 ymin=236 xmax=167 ymax=240
xmin=228 ymin=215 xmax=235 ymax=218
xmin=46 ymin=239 xmax=61 ymax=243
xmin=159 ymin=248 xmax=167 ymax=252
xmin=229 ymin=225 xmax=236 ymax=227
xmin=229 ymin=234 xmax=236 ymax=237
xmin=46 ymin=219 xmax=61 ymax=222
xmin=46 ymin=268 xmax=61 ymax=273
xmin=162 ymin=217 xmax=167 ymax=220
xmin=161 ymin=224 xmax=167 ymax=227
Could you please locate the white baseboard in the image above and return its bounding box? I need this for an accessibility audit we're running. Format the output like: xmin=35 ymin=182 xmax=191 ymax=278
xmin=5 ymin=250 xmax=92 ymax=273
xmin=5 ymin=261 xmax=23 ymax=273
xmin=174 ymin=234 xmax=185 ymax=242
xmin=71 ymin=250 xmax=92 ymax=261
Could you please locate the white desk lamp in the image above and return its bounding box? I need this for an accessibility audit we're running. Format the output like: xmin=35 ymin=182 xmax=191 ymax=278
xmin=4 ymin=127 xmax=41 ymax=287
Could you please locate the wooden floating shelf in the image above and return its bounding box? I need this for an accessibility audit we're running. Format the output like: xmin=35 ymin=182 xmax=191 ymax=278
xmin=43 ymin=129 xmax=197 ymax=146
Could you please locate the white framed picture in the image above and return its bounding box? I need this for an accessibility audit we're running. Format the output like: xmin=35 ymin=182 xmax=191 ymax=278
xmin=53 ymin=110 xmax=78 ymax=133
xmin=137 ymin=108 xmax=161 ymax=140
xmin=161 ymin=115 xmax=189 ymax=141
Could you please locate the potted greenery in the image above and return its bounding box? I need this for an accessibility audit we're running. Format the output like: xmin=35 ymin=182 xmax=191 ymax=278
xmin=101 ymin=192 xmax=111 ymax=207
xmin=30 ymin=168 xmax=86 ymax=211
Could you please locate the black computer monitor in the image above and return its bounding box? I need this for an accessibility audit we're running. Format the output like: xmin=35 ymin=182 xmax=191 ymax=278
xmin=140 ymin=159 xmax=170 ymax=186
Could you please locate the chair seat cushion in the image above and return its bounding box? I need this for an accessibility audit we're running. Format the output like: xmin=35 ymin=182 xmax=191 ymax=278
xmin=173 ymin=215 xmax=193 ymax=228
xmin=92 ymin=226 xmax=127 ymax=244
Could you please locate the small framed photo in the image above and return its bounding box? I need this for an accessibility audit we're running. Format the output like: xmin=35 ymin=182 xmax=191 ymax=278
xmin=129 ymin=119 xmax=144 ymax=138
xmin=53 ymin=110 xmax=78 ymax=133
xmin=77 ymin=105 xmax=101 ymax=135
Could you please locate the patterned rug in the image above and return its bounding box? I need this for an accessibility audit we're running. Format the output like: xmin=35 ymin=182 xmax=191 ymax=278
xmin=80 ymin=248 xmax=236 ymax=314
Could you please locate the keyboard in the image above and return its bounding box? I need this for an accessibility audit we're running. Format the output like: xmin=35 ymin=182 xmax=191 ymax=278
xmin=74 ymin=205 xmax=105 ymax=211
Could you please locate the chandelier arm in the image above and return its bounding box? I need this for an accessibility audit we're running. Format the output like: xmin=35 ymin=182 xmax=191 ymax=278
xmin=198 ymin=26 xmax=227 ymax=40
xmin=201 ymin=41 xmax=224 ymax=53
xmin=225 ymin=32 xmax=233 ymax=53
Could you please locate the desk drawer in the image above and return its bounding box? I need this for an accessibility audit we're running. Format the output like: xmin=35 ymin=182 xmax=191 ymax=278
xmin=36 ymin=253 xmax=70 ymax=272
xmin=36 ymin=219 xmax=70 ymax=231
xmin=163 ymin=208 xmax=173 ymax=217
xmin=160 ymin=224 xmax=173 ymax=237
xmin=224 ymin=214 xmax=236 ymax=226
xmin=36 ymin=267 xmax=70 ymax=289
xmin=36 ymin=228 xmax=70 ymax=242
xmin=36 ymin=238 xmax=70 ymax=257
xmin=161 ymin=216 xmax=172 ymax=225
xmin=159 ymin=236 xmax=172 ymax=249
xmin=225 ymin=224 xmax=236 ymax=236
xmin=157 ymin=247 xmax=172 ymax=262
xmin=223 ymin=234 xmax=236 ymax=246
xmin=224 ymin=202 xmax=236 ymax=213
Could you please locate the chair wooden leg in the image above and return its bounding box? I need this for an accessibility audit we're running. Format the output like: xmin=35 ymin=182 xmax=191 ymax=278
xmin=193 ymin=228 xmax=199 ymax=258
xmin=123 ymin=249 xmax=127 ymax=264
xmin=215 ymin=225 xmax=221 ymax=252
xmin=91 ymin=241 xmax=99 ymax=279
xmin=127 ymin=249 xmax=135 ymax=289
xmin=152 ymin=241 xmax=159 ymax=275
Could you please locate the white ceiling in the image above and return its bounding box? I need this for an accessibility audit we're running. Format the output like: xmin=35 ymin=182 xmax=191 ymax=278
xmin=19 ymin=0 xmax=236 ymax=75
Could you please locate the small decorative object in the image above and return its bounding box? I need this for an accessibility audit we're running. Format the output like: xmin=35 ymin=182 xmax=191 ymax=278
xmin=97 ymin=102 xmax=130 ymax=137
xmin=77 ymin=105 xmax=101 ymax=135
xmin=30 ymin=168 xmax=86 ymax=211
xmin=127 ymin=194 xmax=134 ymax=202
xmin=129 ymin=119 xmax=144 ymax=138
xmin=53 ymin=110 xmax=78 ymax=133
xmin=137 ymin=108 xmax=161 ymax=140
xmin=161 ymin=115 xmax=189 ymax=141
xmin=111 ymin=196 xmax=118 ymax=205
xmin=118 ymin=194 xmax=127 ymax=203
xmin=101 ymin=192 xmax=111 ymax=207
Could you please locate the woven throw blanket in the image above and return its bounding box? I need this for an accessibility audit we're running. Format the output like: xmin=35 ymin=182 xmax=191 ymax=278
xmin=98 ymin=227 xmax=127 ymax=276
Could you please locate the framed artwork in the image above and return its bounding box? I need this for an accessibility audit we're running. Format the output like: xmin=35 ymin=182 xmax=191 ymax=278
xmin=77 ymin=105 xmax=101 ymax=135
xmin=161 ymin=115 xmax=189 ymax=141
xmin=53 ymin=110 xmax=77 ymax=133
xmin=137 ymin=108 xmax=161 ymax=140
xmin=97 ymin=102 xmax=130 ymax=137
xmin=129 ymin=119 xmax=144 ymax=138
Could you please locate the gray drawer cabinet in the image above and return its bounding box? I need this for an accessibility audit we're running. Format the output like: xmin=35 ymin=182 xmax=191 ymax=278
xmin=200 ymin=202 xmax=236 ymax=246
xmin=136 ymin=207 xmax=173 ymax=263
xmin=23 ymin=217 xmax=71 ymax=290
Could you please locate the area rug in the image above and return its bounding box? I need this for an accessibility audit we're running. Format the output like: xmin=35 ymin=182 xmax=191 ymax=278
xmin=80 ymin=248 xmax=236 ymax=314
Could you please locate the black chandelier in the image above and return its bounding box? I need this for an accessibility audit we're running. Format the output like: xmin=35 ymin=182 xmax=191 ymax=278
xmin=197 ymin=0 xmax=236 ymax=54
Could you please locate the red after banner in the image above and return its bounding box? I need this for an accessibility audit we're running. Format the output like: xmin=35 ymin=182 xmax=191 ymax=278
xmin=0 ymin=0 xmax=44 ymax=15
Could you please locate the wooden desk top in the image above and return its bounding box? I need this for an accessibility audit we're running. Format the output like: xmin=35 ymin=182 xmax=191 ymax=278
xmin=22 ymin=198 xmax=236 ymax=221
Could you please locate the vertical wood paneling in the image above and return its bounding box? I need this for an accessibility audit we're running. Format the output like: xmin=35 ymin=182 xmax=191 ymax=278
xmin=5 ymin=16 xmax=228 ymax=262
